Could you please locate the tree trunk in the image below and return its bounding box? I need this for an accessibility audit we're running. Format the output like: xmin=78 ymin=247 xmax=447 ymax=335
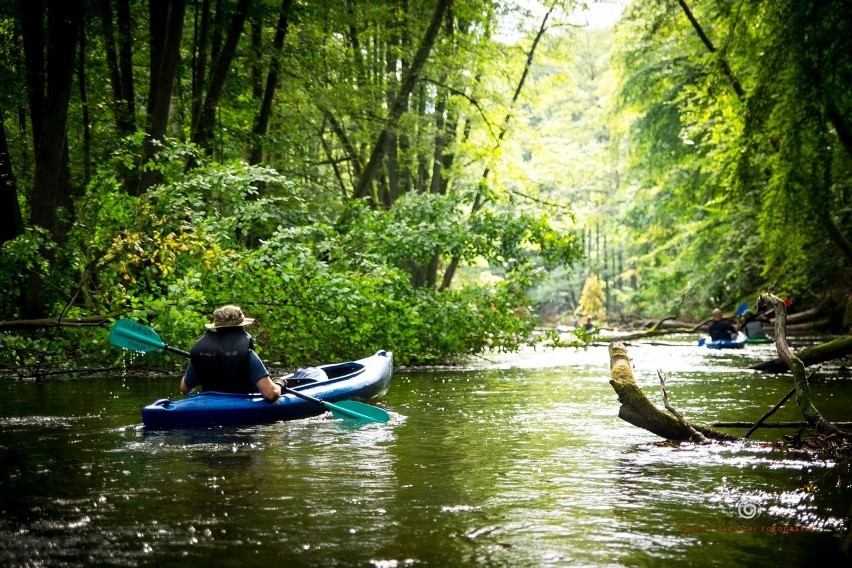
xmin=248 ymin=0 xmax=292 ymax=166
xmin=0 ymin=114 xmax=23 ymax=244
xmin=140 ymin=0 xmax=187 ymax=194
xmin=325 ymin=110 xmax=363 ymax=188
xmin=77 ymin=19 xmax=92 ymax=184
xmin=750 ymin=335 xmax=852 ymax=373
xmin=676 ymin=0 xmax=745 ymax=100
xmin=190 ymin=0 xmax=212 ymax=138
xmin=101 ymin=0 xmax=137 ymax=135
xmin=25 ymin=0 xmax=81 ymax=241
xmin=116 ymin=0 xmax=135 ymax=128
xmin=18 ymin=0 xmax=83 ymax=317
xmin=191 ymin=0 xmax=252 ymax=154
xmin=19 ymin=0 xmax=44 ymax=150
xmin=351 ymin=0 xmax=453 ymax=203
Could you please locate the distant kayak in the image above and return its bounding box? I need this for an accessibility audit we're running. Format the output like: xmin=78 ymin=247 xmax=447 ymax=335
xmin=746 ymin=336 xmax=773 ymax=344
xmin=699 ymin=332 xmax=748 ymax=349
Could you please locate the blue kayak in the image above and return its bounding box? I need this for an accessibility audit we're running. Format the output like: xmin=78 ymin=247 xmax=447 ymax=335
xmin=700 ymin=332 xmax=748 ymax=349
xmin=142 ymin=350 xmax=393 ymax=429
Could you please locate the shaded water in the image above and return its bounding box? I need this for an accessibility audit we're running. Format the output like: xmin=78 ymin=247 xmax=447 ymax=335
xmin=1 ymin=339 xmax=850 ymax=566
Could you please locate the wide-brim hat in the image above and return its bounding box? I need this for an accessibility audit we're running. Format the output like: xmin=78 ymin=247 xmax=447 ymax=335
xmin=205 ymin=305 xmax=255 ymax=329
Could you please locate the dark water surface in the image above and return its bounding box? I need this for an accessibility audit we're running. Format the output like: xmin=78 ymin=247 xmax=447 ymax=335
xmin=1 ymin=339 xmax=850 ymax=567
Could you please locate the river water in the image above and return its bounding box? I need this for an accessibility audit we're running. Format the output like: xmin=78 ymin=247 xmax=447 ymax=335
xmin=1 ymin=338 xmax=850 ymax=567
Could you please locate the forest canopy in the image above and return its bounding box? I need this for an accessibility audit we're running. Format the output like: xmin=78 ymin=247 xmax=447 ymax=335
xmin=0 ymin=0 xmax=849 ymax=373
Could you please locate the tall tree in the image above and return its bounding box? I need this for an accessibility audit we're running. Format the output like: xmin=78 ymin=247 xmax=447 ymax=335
xmin=17 ymin=0 xmax=83 ymax=316
xmin=440 ymin=3 xmax=555 ymax=291
xmin=249 ymin=0 xmax=292 ymax=166
xmin=0 ymin=113 xmax=23 ymax=243
xmin=351 ymin=0 xmax=454 ymax=205
xmin=20 ymin=0 xmax=82 ymax=242
xmin=100 ymin=0 xmax=136 ymax=135
xmin=139 ymin=0 xmax=187 ymax=194
xmin=190 ymin=0 xmax=252 ymax=155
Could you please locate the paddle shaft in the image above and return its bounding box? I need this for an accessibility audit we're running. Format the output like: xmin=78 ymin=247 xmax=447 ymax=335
xmin=165 ymin=345 xmax=191 ymax=357
xmin=282 ymin=386 xmax=326 ymax=406
xmin=281 ymin=387 xmax=376 ymax=421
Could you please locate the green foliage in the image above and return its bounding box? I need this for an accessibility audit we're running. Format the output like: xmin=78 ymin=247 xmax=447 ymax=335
xmin=13 ymin=0 xmax=849 ymax=377
xmin=614 ymin=0 xmax=852 ymax=318
xmin=0 ymin=228 xmax=55 ymax=318
xmin=1 ymin=138 xmax=558 ymax=369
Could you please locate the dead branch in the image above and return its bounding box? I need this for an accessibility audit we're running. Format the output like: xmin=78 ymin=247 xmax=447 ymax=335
xmin=744 ymin=387 xmax=796 ymax=438
xmin=0 ymin=315 xmax=117 ymax=331
xmin=713 ymin=421 xmax=852 ymax=429
xmin=608 ymin=341 xmax=738 ymax=442
xmin=750 ymin=335 xmax=852 ymax=372
xmin=658 ymin=369 xmax=707 ymax=443
xmin=757 ymin=293 xmax=838 ymax=435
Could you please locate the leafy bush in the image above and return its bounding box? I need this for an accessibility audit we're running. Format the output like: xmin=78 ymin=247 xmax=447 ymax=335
xmin=2 ymin=140 xmax=578 ymax=372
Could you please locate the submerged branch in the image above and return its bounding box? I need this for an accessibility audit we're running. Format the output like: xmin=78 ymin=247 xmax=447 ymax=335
xmin=714 ymin=421 xmax=852 ymax=429
xmin=744 ymin=387 xmax=797 ymax=439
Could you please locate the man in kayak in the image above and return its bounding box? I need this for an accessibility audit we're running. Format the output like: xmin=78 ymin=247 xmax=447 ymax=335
xmin=180 ymin=305 xmax=282 ymax=402
xmin=708 ymin=308 xmax=738 ymax=340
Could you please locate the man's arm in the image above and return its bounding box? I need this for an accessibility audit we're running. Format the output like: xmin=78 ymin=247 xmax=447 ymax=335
xmin=256 ymin=376 xmax=281 ymax=402
xmin=180 ymin=363 xmax=196 ymax=395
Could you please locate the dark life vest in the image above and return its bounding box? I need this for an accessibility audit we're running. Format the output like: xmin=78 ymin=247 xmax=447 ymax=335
xmin=189 ymin=328 xmax=255 ymax=393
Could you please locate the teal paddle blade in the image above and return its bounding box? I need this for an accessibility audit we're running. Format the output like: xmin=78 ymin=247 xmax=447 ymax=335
xmin=109 ymin=319 xmax=167 ymax=353
xmin=324 ymin=400 xmax=390 ymax=423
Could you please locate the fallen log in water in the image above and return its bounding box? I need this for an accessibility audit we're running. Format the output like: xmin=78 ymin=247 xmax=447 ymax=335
xmin=608 ymin=341 xmax=739 ymax=442
xmin=609 ymin=297 xmax=851 ymax=447
xmin=750 ymin=335 xmax=852 ymax=372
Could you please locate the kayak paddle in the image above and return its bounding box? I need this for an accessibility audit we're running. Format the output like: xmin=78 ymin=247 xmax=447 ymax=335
xmin=109 ymin=318 xmax=190 ymax=356
xmin=280 ymin=387 xmax=390 ymax=422
xmin=108 ymin=319 xmax=389 ymax=423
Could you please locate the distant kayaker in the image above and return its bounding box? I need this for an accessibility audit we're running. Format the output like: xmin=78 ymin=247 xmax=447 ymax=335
xmin=180 ymin=305 xmax=282 ymax=402
xmin=707 ymin=308 xmax=738 ymax=340
xmin=741 ymin=310 xmax=768 ymax=339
